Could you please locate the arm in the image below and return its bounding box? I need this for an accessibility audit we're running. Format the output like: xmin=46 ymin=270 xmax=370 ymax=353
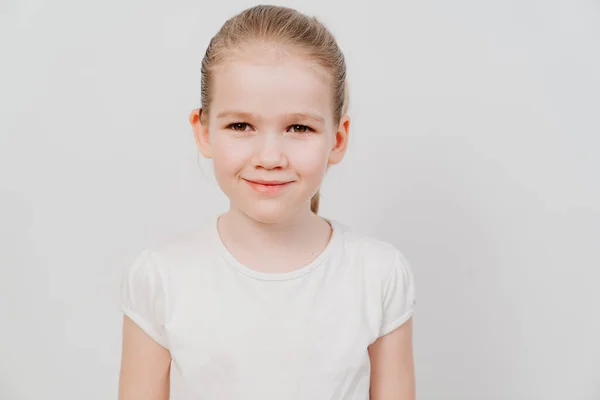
xmin=118 ymin=316 xmax=172 ymax=400
xmin=368 ymin=317 xmax=415 ymax=400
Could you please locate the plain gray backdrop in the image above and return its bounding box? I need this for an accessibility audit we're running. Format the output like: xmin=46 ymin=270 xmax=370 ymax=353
xmin=1 ymin=0 xmax=599 ymax=399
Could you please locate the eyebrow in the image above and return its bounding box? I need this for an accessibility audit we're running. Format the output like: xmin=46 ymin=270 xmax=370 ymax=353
xmin=215 ymin=110 xmax=326 ymax=124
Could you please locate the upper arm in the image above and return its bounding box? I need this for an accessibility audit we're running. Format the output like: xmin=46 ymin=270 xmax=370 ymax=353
xmin=119 ymin=315 xmax=171 ymax=400
xmin=119 ymin=249 xmax=171 ymax=399
xmin=369 ymin=247 xmax=417 ymax=399
xmin=368 ymin=317 xmax=415 ymax=400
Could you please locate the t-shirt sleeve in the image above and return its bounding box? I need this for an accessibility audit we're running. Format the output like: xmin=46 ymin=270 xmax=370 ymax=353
xmin=121 ymin=248 xmax=169 ymax=349
xmin=379 ymin=249 xmax=416 ymax=337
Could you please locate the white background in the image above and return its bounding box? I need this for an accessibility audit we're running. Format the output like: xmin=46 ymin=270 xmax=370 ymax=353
xmin=1 ymin=0 xmax=599 ymax=399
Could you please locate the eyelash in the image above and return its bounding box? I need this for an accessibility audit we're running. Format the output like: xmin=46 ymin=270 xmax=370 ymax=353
xmin=225 ymin=123 xmax=314 ymax=134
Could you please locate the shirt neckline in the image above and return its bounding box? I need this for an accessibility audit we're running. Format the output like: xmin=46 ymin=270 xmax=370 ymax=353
xmin=211 ymin=214 xmax=342 ymax=281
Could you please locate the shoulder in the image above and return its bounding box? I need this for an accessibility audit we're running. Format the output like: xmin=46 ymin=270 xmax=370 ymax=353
xmin=121 ymin=222 xmax=220 ymax=297
xmin=332 ymin=221 xmax=416 ymax=337
xmin=120 ymin=224 xmax=219 ymax=322
xmin=330 ymin=220 xmax=417 ymax=338
xmin=137 ymin=223 xmax=218 ymax=272
xmin=333 ymin=220 xmax=410 ymax=279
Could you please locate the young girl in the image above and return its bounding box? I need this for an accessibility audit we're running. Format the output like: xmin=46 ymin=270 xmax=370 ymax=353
xmin=119 ymin=5 xmax=416 ymax=400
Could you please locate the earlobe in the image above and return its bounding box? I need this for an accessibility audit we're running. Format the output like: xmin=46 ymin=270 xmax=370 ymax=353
xmin=328 ymin=114 xmax=351 ymax=165
xmin=189 ymin=108 xmax=212 ymax=159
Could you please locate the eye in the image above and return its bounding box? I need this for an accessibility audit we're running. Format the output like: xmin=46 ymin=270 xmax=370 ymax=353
xmin=288 ymin=124 xmax=313 ymax=134
xmin=227 ymin=122 xmax=251 ymax=131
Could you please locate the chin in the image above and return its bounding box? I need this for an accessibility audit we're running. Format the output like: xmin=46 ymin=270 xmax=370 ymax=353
xmin=239 ymin=201 xmax=299 ymax=225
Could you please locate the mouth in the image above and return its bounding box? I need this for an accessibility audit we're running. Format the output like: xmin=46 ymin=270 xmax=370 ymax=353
xmin=243 ymin=179 xmax=293 ymax=195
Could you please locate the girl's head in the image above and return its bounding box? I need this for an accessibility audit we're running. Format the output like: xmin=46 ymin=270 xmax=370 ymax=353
xmin=190 ymin=5 xmax=350 ymax=224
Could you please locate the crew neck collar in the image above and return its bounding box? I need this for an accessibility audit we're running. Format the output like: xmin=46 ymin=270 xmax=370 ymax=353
xmin=211 ymin=214 xmax=342 ymax=281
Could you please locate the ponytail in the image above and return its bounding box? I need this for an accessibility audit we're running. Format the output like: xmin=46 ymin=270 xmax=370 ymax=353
xmin=310 ymin=190 xmax=320 ymax=214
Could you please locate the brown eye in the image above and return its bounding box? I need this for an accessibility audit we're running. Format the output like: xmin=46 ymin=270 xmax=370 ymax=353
xmin=289 ymin=124 xmax=311 ymax=134
xmin=228 ymin=122 xmax=250 ymax=131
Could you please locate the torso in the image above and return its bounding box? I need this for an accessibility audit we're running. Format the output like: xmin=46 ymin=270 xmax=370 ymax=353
xmin=148 ymin=219 xmax=398 ymax=399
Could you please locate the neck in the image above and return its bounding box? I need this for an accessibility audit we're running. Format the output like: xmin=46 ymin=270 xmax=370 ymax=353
xmin=217 ymin=205 xmax=332 ymax=271
xmin=220 ymin=206 xmax=321 ymax=247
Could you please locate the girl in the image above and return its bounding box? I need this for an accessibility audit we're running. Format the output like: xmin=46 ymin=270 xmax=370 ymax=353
xmin=119 ymin=5 xmax=416 ymax=400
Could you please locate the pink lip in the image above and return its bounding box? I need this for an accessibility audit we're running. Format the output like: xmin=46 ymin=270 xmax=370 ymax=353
xmin=244 ymin=179 xmax=292 ymax=195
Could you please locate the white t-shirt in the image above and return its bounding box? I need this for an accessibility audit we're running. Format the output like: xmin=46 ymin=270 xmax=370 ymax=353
xmin=121 ymin=218 xmax=416 ymax=400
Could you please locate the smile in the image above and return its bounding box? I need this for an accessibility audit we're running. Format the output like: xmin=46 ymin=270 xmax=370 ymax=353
xmin=243 ymin=179 xmax=293 ymax=195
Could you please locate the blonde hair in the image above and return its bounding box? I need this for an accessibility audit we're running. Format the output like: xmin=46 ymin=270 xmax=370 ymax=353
xmin=200 ymin=5 xmax=349 ymax=214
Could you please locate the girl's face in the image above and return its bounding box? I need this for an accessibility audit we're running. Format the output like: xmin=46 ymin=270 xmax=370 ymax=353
xmin=192 ymin=45 xmax=350 ymax=224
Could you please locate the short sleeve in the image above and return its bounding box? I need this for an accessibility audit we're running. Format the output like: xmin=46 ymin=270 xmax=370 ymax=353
xmin=121 ymin=248 xmax=169 ymax=348
xmin=379 ymin=249 xmax=416 ymax=337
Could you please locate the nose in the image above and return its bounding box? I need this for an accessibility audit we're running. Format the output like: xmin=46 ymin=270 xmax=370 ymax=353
xmin=252 ymin=131 xmax=288 ymax=170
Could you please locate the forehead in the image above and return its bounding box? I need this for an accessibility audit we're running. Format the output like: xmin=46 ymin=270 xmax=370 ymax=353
xmin=210 ymin=44 xmax=334 ymax=121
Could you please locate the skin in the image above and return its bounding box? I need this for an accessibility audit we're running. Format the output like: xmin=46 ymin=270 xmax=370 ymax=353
xmin=369 ymin=318 xmax=416 ymax=399
xmin=118 ymin=316 xmax=171 ymax=400
xmin=192 ymin=44 xmax=350 ymax=273
xmin=118 ymin=43 xmax=415 ymax=399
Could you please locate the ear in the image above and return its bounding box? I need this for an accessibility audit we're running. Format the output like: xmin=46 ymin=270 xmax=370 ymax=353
xmin=189 ymin=108 xmax=212 ymax=159
xmin=328 ymin=114 xmax=351 ymax=165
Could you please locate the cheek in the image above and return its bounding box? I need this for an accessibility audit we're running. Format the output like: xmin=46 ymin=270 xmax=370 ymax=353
xmin=286 ymin=138 xmax=330 ymax=176
xmin=211 ymin=136 xmax=250 ymax=172
xmin=209 ymin=140 xmax=249 ymax=194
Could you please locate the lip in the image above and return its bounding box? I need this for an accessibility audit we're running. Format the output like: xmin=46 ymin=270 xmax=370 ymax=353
xmin=243 ymin=179 xmax=293 ymax=195
xmin=246 ymin=179 xmax=292 ymax=185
